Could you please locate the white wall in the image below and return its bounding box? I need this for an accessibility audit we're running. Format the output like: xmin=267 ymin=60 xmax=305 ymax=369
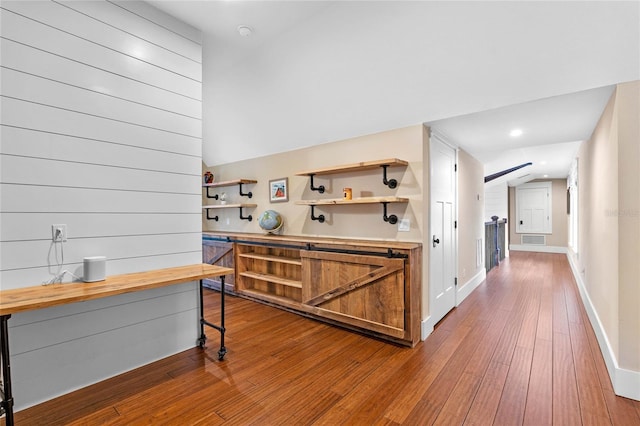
xmin=0 ymin=0 xmax=202 ymax=409
xmin=202 ymin=1 xmax=640 ymax=165
xmin=484 ymin=182 xmax=508 ymax=223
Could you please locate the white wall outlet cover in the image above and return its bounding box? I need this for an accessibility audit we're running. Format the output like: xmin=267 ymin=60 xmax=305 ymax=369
xmin=52 ymin=224 xmax=67 ymax=242
xmin=398 ymin=218 xmax=410 ymax=232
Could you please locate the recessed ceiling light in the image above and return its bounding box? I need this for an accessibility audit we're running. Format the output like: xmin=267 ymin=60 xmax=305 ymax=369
xmin=509 ymin=128 xmax=523 ymax=137
xmin=540 ymin=160 xmax=547 ymax=165
xmin=543 ymin=174 xmax=549 ymax=178
xmin=237 ymin=25 xmax=253 ymax=37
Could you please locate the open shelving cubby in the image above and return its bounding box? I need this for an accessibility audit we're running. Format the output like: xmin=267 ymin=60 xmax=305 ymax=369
xmin=235 ymin=243 xmax=303 ymax=309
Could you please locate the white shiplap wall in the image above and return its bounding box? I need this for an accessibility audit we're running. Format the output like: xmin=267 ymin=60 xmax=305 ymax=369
xmin=484 ymin=182 xmax=508 ymax=223
xmin=0 ymin=0 xmax=202 ymax=409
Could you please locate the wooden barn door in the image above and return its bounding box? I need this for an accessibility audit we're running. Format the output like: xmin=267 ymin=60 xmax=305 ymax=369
xmin=300 ymin=251 xmax=406 ymax=339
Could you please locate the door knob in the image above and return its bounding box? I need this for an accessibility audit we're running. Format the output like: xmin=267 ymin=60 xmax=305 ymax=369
xmin=433 ymin=235 xmax=440 ymax=247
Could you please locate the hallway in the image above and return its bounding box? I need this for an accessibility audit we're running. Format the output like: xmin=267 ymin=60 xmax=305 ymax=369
xmin=10 ymin=252 xmax=640 ymax=425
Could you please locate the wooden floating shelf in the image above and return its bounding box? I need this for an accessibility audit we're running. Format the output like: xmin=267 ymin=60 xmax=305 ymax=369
xmin=203 ymin=204 xmax=256 ymax=221
xmin=295 ymin=196 xmax=409 ymax=206
xmin=203 ymin=204 xmax=257 ymax=210
xmin=203 ymin=179 xmax=256 ymax=200
xmin=239 ymin=271 xmax=302 ymax=289
xmin=202 ymin=179 xmax=257 ymax=188
xmin=296 ymin=197 xmax=408 ymax=225
xmin=295 ymin=158 xmax=408 ymax=176
xmin=239 ymin=252 xmax=302 ymax=266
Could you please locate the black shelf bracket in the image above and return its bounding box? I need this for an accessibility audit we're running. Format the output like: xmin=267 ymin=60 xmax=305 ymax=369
xmin=239 ymin=207 xmax=252 ymax=221
xmin=238 ymin=182 xmax=253 ymax=198
xmin=310 ymin=205 xmax=325 ymax=223
xmin=308 ymin=174 xmax=325 ymax=193
xmin=205 ymin=187 xmax=219 ymax=199
xmin=381 ymin=165 xmax=398 ymax=189
xmin=382 ymin=202 xmax=398 ymax=225
xmin=205 ymin=209 xmax=219 ymax=221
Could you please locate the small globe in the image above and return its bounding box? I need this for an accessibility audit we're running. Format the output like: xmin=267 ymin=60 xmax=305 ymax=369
xmin=258 ymin=210 xmax=283 ymax=234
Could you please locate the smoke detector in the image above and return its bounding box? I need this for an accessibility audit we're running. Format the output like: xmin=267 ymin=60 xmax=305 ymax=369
xmin=237 ymin=25 xmax=253 ymax=37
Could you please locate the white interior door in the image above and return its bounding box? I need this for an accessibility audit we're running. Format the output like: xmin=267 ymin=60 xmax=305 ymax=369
xmin=516 ymin=181 xmax=552 ymax=234
xmin=430 ymin=137 xmax=457 ymax=325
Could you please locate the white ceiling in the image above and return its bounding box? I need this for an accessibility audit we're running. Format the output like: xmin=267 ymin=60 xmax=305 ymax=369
xmin=147 ymin=1 xmax=639 ymax=182
xmin=147 ymin=0 xmax=333 ymax=74
xmin=428 ymin=85 xmax=615 ymax=185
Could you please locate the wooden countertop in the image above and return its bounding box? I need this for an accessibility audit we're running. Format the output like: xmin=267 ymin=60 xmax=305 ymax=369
xmin=0 ymin=264 xmax=233 ymax=316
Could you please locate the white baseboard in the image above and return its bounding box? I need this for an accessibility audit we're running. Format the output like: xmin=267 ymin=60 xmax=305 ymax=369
xmin=421 ymin=268 xmax=487 ymax=341
xmin=510 ymin=244 xmax=567 ymax=254
xmin=421 ymin=317 xmax=434 ymax=341
xmin=567 ymin=252 xmax=640 ymax=401
xmin=456 ymin=268 xmax=486 ymax=306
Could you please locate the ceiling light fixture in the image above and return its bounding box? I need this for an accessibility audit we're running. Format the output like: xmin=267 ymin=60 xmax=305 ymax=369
xmin=509 ymin=128 xmax=523 ymax=137
xmin=237 ymin=25 xmax=253 ymax=37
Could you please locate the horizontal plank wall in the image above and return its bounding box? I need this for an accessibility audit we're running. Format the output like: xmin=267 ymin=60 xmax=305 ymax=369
xmin=0 ymin=0 xmax=202 ymax=409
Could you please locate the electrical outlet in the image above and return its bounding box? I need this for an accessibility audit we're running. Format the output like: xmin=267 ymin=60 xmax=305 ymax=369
xmin=52 ymin=224 xmax=67 ymax=242
xmin=398 ymin=218 xmax=410 ymax=232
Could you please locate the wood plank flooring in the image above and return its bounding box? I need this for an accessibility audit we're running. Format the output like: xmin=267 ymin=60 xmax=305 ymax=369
xmin=6 ymin=252 xmax=640 ymax=425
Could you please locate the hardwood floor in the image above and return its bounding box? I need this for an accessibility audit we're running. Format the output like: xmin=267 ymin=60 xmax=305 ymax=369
xmin=7 ymin=252 xmax=640 ymax=425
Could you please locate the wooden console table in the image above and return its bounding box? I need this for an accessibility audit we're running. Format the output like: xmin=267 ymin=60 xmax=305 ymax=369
xmin=0 ymin=263 xmax=233 ymax=426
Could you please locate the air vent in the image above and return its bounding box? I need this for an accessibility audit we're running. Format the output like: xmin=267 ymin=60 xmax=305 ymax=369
xmin=522 ymin=234 xmax=546 ymax=245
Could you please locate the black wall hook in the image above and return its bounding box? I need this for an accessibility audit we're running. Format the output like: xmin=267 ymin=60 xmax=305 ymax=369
xmin=308 ymin=174 xmax=325 ymax=193
xmin=205 ymin=209 xmax=219 ymax=221
xmin=382 ymin=202 xmax=398 ymax=225
xmin=310 ymin=205 xmax=325 ymax=223
xmin=381 ymin=165 xmax=398 ymax=189
xmin=238 ymin=182 xmax=252 ymax=198
xmin=239 ymin=207 xmax=252 ymax=221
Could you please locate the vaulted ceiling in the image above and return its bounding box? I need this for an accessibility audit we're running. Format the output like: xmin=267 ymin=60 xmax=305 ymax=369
xmin=148 ymin=1 xmax=639 ymax=180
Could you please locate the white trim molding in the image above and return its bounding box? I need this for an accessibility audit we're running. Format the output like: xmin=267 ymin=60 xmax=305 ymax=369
xmin=421 ymin=268 xmax=487 ymax=341
xmin=567 ymin=252 xmax=640 ymax=401
xmin=510 ymin=244 xmax=567 ymax=254
xmin=421 ymin=317 xmax=434 ymax=341
xmin=456 ymin=268 xmax=486 ymax=306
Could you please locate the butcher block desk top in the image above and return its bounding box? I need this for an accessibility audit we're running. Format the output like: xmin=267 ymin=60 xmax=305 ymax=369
xmin=0 ymin=264 xmax=233 ymax=316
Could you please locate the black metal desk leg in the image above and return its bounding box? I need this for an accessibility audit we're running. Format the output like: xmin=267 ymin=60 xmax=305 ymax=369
xmin=1 ymin=315 xmax=14 ymax=426
xmin=197 ymin=277 xmax=227 ymax=361
xmin=198 ymin=280 xmax=206 ymax=348
xmin=217 ymin=276 xmax=226 ymax=361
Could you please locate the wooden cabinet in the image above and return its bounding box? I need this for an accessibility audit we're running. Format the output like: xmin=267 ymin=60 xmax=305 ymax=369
xmin=204 ymin=232 xmax=421 ymax=346
xmin=235 ymin=244 xmax=302 ymax=310
xmin=300 ymin=250 xmax=407 ymax=339
xmin=202 ymin=235 xmax=235 ymax=292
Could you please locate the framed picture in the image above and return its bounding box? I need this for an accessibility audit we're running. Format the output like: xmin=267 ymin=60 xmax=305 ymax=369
xmin=269 ymin=177 xmax=288 ymax=203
